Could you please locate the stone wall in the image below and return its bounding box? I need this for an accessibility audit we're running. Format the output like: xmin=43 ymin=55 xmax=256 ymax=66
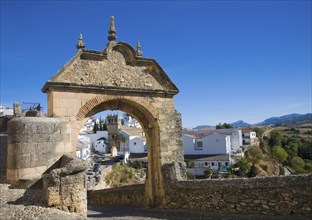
xmin=0 ymin=116 xmax=12 ymax=180
xmin=7 ymin=117 xmax=73 ymax=185
xmin=0 ymin=133 xmax=7 ymax=180
xmin=89 ymin=163 xmax=311 ymax=217
xmin=89 ymin=184 xmax=146 ymax=207
xmin=164 ymin=174 xmax=312 ymax=216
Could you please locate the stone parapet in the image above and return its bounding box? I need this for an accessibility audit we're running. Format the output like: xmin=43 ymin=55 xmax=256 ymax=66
xmin=88 ymin=184 xmax=147 ymax=207
xmin=163 ymin=171 xmax=312 ymax=216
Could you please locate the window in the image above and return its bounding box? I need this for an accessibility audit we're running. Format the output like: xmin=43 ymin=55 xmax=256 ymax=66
xmin=211 ymin=162 xmax=215 ymax=166
xmin=195 ymin=141 xmax=203 ymax=150
xmin=134 ymin=142 xmax=136 ymax=145
xmin=225 ymin=162 xmax=229 ymax=167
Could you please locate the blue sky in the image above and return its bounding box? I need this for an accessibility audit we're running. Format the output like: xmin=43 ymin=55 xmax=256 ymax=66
xmin=1 ymin=0 xmax=311 ymax=127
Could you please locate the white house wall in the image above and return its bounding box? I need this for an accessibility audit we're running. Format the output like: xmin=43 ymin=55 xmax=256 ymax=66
xmin=83 ymin=131 xmax=108 ymax=143
xmin=230 ymin=130 xmax=242 ymax=151
xmin=183 ymin=135 xmax=195 ymax=155
xmin=183 ymin=134 xmax=231 ymax=155
xmin=129 ymin=137 xmax=146 ymax=153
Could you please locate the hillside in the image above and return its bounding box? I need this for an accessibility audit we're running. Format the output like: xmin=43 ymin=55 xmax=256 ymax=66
xmin=191 ymin=113 xmax=312 ymax=129
xmin=256 ymin=113 xmax=312 ymax=126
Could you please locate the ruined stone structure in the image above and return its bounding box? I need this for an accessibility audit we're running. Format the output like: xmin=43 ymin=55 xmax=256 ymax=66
xmin=42 ymin=154 xmax=89 ymax=216
xmin=41 ymin=16 xmax=185 ymax=207
xmin=6 ymin=117 xmax=72 ymax=185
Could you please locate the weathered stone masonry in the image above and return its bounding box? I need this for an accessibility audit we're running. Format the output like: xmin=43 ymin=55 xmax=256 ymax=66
xmin=89 ymin=172 xmax=312 ymax=216
xmin=6 ymin=117 xmax=72 ymax=184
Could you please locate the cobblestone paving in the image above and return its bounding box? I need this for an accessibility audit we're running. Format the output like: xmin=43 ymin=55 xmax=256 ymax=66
xmin=0 ymin=183 xmax=310 ymax=220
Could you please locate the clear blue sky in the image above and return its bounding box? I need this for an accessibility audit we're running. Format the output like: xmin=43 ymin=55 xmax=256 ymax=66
xmin=1 ymin=0 xmax=311 ymax=127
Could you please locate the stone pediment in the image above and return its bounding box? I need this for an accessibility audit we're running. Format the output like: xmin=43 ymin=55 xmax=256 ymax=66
xmin=42 ymin=42 xmax=179 ymax=97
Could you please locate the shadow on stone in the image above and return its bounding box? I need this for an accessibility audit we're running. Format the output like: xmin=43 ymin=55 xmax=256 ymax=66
xmin=7 ymin=178 xmax=46 ymax=207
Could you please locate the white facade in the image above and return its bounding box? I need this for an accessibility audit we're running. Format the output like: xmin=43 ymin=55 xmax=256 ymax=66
xmin=119 ymin=127 xmax=146 ymax=154
xmin=93 ymin=138 xmax=107 ymax=154
xmin=183 ymin=133 xmax=231 ymax=155
xmin=185 ymin=154 xmax=230 ymax=175
xmin=76 ymin=135 xmax=91 ymax=160
xmin=123 ymin=114 xmax=141 ymax=128
xmin=242 ymin=131 xmax=259 ymax=149
xmin=129 ymin=136 xmax=146 ymax=153
xmin=183 ymin=129 xmax=243 ymax=153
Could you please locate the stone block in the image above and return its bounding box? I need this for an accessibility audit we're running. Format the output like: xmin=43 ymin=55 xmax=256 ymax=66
xmin=53 ymin=107 xmax=68 ymax=117
xmin=55 ymin=142 xmax=65 ymax=153
xmin=6 ymin=168 xmax=18 ymax=183
xmin=59 ymin=98 xmax=81 ymax=109
xmin=17 ymin=167 xmax=37 ymax=179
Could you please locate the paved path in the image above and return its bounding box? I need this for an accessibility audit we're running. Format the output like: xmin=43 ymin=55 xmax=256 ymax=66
xmin=1 ymin=182 xmax=310 ymax=220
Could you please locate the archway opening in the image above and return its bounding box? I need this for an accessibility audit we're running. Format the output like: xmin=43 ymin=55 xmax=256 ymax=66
xmin=78 ymin=110 xmax=148 ymax=189
xmin=76 ymin=98 xmax=163 ymax=207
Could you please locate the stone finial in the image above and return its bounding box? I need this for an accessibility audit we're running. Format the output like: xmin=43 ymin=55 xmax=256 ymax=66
xmin=76 ymin=33 xmax=86 ymax=50
xmin=108 ymin=16 xmax=117 ymax=41
xmin=136 ymin=41 xmax=143 ymax=57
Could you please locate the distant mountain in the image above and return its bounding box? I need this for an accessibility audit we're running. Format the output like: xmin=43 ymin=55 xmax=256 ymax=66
xmin=191 ymin=113 xmax=312 ymax=129
xmin=194 ymin=125 xmax=214 ymax=130
xmin=231 ymin=120 xmax=251 ymax=127
xmin=256 ymin=113 xmax=312 ymax=126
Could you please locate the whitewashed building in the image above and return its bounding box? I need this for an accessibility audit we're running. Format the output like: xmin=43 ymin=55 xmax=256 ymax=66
xmin=183 ymin=133 xmax=232 ymax=175
xmin=183 ymin=133 xmax=231 ymax=155
xmin=119 ymin=126 xmax=147 ymax=154
xmin=242 ymin=130 xmax=259 ymax=149
xmin=76 ymin=135 xmax=91 ymax=160
xmin=93 ymin=137 xmax=107 ymax=154
xmin=185 ymin=154 xmax=230 ymax=175
xmin=123 ymin=114 xmax=141 ymax=128
xmin=183 ymin=128 xmax=243 ymax=152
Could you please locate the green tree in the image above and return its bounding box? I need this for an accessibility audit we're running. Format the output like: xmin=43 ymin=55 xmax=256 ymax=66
xmin=298 ymin=141 xmax=312 ymax=160
xmin=186 ymin=172 xmax=195 ymax=179
xmin=304 ymin=162 xmax=312 ymax=172
xmin=216 ymin=123 xmax=233 ymax=129
xmin=103 ymin=123 xmax=107 ymax=131
xmin=204 ymin=167 xmax=214 ymax=178
xmin=93 ymin=121 xmax=98 ymax=133
xmin=247 ymin=164 xmax=258 ymax=177
xmin=290 ymin=156 xmax=306 ymax=173
xmin=272 ymin=146 xmax=288 ymax=164
xmin=245 ymin=145 xmax=263 ymax=165
xmin=99 ymin=117 xmax=103 ymax=130
xmin=233 ymin=158 xmax=250 ymax=177
xmin=268 ymin=131 xmax=282 ymax=148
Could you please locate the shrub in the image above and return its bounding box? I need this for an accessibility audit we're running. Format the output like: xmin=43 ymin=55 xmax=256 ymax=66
xmin=272 ymin=146 xmax=288 ymax=164
xmin=186 ymin=172 xmax=195 ymax=179
xmin=290 ymin=156 xmax=306 ymax=174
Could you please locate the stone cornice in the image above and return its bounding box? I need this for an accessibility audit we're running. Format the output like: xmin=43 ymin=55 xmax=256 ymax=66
xmin=41 ymin=81 xmax=178 ymax=97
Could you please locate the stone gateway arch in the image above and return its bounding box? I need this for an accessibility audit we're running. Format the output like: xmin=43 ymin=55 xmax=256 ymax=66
xmin=41 ymin=16 xmax=185 ymax=207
